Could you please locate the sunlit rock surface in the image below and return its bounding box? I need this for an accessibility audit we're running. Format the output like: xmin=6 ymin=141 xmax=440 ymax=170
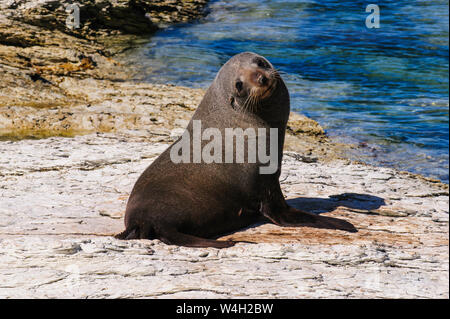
xmin=0 ymin=132 xmax=448 ymax=298
xmin=0 ymin=0 xmax=448 ymax=299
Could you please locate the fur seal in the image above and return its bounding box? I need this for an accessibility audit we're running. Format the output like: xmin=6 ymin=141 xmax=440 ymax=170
xmin=116 ymin=52 xmax=356 ymax=248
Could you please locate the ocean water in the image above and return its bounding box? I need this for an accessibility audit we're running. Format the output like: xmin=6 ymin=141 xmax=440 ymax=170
xmin=122 ymin=0 xmax=449 ymax=183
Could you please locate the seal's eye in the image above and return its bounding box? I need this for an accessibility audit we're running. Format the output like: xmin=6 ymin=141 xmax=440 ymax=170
xmin=254 ymin=58 xmax=267 ymax=69
xmin=235 ymin=80 xmax=243 ymax=92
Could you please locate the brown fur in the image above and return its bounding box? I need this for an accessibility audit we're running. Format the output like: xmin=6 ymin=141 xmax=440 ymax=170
xmin=116 ymin=52 xmax=356 ymax=248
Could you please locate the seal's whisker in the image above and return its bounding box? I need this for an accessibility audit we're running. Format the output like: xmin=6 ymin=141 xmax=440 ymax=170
xmin=268 ymin=68 xmax=284 ymax=84
xmin=269 ymin=69 xmax=282 ymax=81
xmin=242 ymin=97 xmax=250 ymax=115
xmin=239 ymin=92 xmax=252 ymax=119
xmin=272 ymin=68 xmax=286 ymax=75
xmin=250 ymin=88 xmax=258 ymax=110
xmin=247 ymin=93 xmax=254 ymax=114
xmin=250 ymin=89 xmax=261 ymax=113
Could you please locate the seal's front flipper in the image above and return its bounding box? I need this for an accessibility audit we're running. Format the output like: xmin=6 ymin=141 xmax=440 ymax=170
xmin=265 ymin=206 xmax=357 ymax=233
xmin=158 ymin=230 xmax=236 ymax=248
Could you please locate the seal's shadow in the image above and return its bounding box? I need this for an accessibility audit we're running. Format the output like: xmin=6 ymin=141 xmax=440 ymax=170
xmin=222 ymin=193 xmax=385 ymax=236
xmin=286 ymin=192 xmax=386 ymax=214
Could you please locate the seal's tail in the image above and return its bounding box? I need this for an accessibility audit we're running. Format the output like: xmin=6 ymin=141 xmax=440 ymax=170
xmin=158 ymin=229 xmax=236 ymax=248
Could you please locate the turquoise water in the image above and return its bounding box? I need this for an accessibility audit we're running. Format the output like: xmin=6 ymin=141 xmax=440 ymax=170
xmin=123 ymin=0 xmax=449 ymax=183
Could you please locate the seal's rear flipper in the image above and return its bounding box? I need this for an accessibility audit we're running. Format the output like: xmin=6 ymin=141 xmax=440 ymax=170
xmin=114 ymin=226 xmax=139 ymax=240
xmin=266 ymin=206 xmax=357 ymax=233
xmin=158 ymin=230 xmax=235 ymax=248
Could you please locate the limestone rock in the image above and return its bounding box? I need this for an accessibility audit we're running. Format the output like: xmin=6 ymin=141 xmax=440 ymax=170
xmin=0 ymin=133 xmax=448 ymax=298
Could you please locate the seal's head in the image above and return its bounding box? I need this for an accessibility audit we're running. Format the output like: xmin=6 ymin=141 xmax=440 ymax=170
xmin=211 ymin=52 xmax=288 ymax=115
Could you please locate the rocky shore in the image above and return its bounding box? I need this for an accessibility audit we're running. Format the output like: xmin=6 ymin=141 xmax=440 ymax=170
xmin=0 ymin=1 xmax=448 ymax=298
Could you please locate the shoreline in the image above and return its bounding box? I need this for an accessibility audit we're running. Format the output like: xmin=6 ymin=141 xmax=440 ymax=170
xmin=0 ymin=1 xmax=448 ymax=298
xmin=0 ymin=0 xmax=359 ymax=164
xmin=0 ymin=0 xmax=447 ymax=184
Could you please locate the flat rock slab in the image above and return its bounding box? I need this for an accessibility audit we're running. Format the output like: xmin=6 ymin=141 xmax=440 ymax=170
xmin=0 ymin=133 xmax=448 ymax=298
